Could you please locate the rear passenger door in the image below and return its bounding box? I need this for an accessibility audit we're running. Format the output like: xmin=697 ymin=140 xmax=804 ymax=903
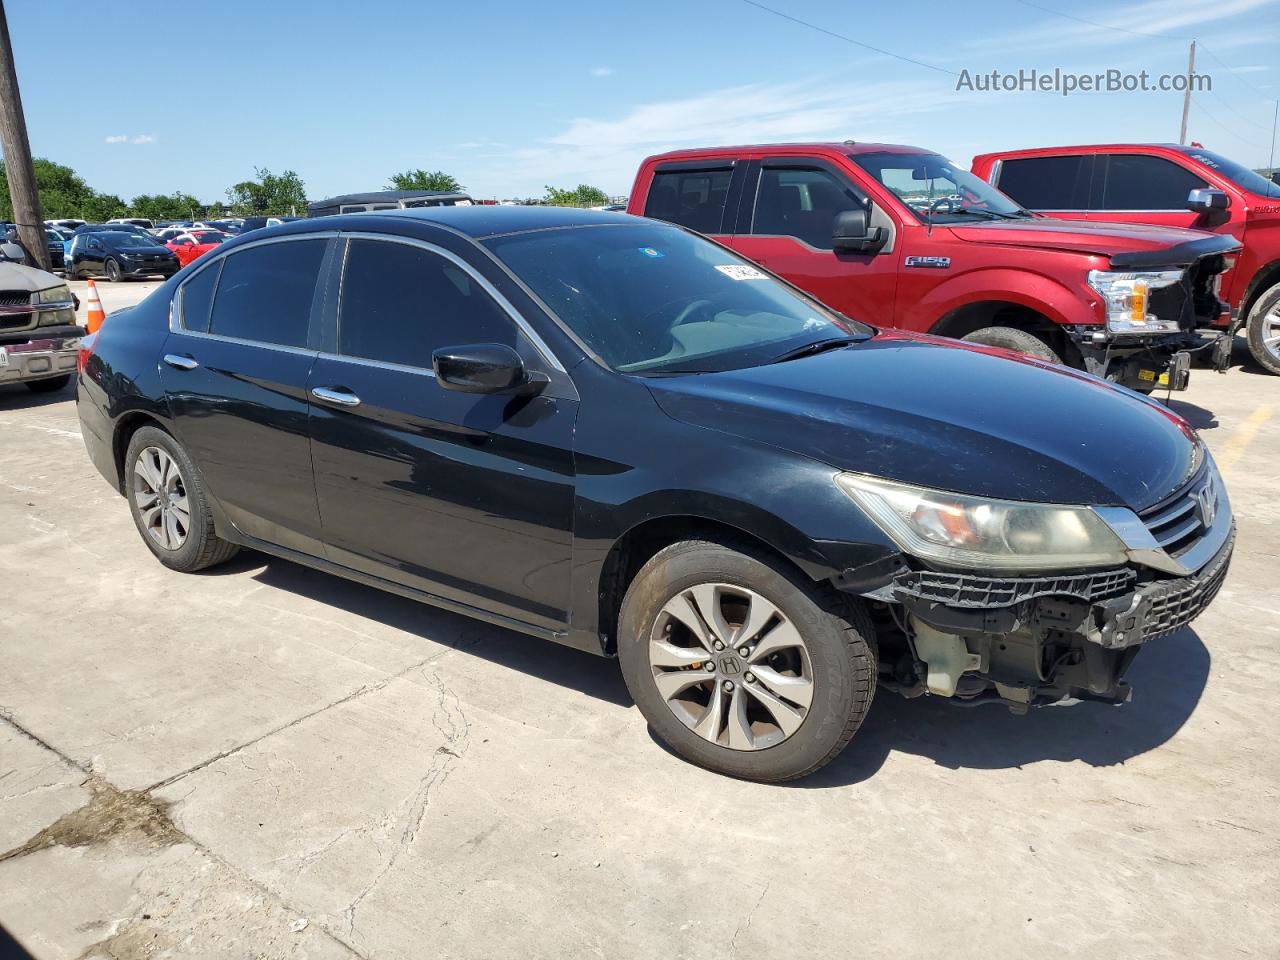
xmin=724 ymin=159 xmax=898 ymax=325
xmin=307 ymin=236 xmax=578 ymax=633
xmin=642 ymin=160 xmax=742 ymax=241
xmin=990 ymin=154 xmax=1095 ymax=221
xmin=160 ymin=235 xmax=333 ymax=555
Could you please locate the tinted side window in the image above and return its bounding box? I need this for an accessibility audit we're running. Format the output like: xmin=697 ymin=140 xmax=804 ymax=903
xmin=208 ymin=239 xmax=326 ymax=347
xmin=996 ymin=155 xmax=1093 ymax=209
xmin=179 ymin=260 xmax=220 ymax=333
xmin=644 ymin=168 xmax=733 ymax=234
xmin=1098 ymin=155 xmax=1207 ymax=210
xmin=338 ymin=239 xmax=516 ymax=368
xmin=751 ymin=167 xmax=863 ymax=249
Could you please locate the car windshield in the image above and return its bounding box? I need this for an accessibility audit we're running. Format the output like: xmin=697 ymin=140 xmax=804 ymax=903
xmin=485 ymin=223 xmax=870 ymax=374
xmin=1183 ymin=147 xmax=1280 ymax=198
xmin=852 ymin=151 xmax=1032 ymax=223
xmin=192 ymin=232 xmax=225 ymax=243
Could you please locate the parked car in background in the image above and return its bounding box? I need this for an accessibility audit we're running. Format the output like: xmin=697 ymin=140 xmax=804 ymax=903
xmin=972 ymin=143 xmax=1280 ymax=374
xmin=629 ymin=142 xmax=1239 ymax=393
xmin=307 ymin=190 xmax=473 ymax=217
xmin=207 ymin=219 xmax=246 ymax=235
xmin=66 ymin=229 xmax=179 ymax=281
xmin=0 ymin=247 xmax=81 ymax=393
xmin=107 ymin=217 xmax=156 ymax=230
xmin=165 ymin=230 xmax=230 ymax=267
xmin=45 ymin=228 xmax=67 ymax=269
xmin=46 ymin=218 xmax=86 ymax=233
xmin=76 ymin=207 xmax=1233 ymax=781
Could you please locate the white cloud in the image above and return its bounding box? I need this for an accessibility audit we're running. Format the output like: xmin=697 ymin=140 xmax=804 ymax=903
xmin=1228 ymin=65 xmax=1269 ymax=73
xmin=104 ymin=134 xmax=127 ymax=144
xmin=590 ymin=66 xmax=614 ymax=77
xmin=131 ymin=134 xmax=156 ymax=145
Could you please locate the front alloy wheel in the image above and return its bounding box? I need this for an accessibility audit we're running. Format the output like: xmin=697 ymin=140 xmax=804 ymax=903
xmin=1247 ymin=285 xmax=1280 ymax=375
xmin=650 ymin=583 xmax=814 ymax=750
xmin=133 ymin=446 xmax=190 ymax=551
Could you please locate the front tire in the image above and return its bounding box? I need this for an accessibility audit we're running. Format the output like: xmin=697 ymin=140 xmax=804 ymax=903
xmin=961 ymin=325 xmax=1061 ymax=364
xmin=104 ymin=258 xmax=122 ymax=282
xmin=124 ymin=426 xmax=239 ymax=572
xmin=1245 ymin=285 xmax=1280 ymax=375
xmin=617 ymin=539 xmax=876 ymax=782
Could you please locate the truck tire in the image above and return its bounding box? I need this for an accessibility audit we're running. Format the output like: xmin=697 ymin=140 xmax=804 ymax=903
xmin=1245 ymin=284 xmax=1280 ymax=376
xmin=617 ymin=539 xmax=876 ymax=782
xmin=123 ymin=425 xmax=239 ymax=572
xmin=961 ymin=326 xmax=1061 ymax=364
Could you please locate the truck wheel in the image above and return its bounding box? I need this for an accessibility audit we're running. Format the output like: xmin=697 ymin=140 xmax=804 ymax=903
xmin=1245 ymin=285 xmax=1280 ymax=376
xmin=104 ymin=258 xmax=122 ymax=283
xmin=123 ymin=426 xmax=239 ymax=572
xmin=961 ymin=326 xmax=1061 ymax=364
xmin=617 ymin=539 xmax=876 ymax=782
xmin=25 ymin=375 xmax=70 ymax=393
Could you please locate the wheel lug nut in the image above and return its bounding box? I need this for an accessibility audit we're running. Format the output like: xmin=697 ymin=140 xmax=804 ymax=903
xmin=722 ymin=680 xmax=734 ymax=691
xmin=744 ymin=672 xmax=755 ymax=683
xmin=706 ymin=662 xmax=716 ymax=671
xmin=738 ymin=647 xmax=749 ymax=656
xmin=713 ymin=641 xmax=724 ymax=651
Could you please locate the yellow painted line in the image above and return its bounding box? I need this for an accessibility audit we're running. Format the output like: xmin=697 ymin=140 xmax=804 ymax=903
xmin=1216 ymin=404 xmax=1273 ymax=476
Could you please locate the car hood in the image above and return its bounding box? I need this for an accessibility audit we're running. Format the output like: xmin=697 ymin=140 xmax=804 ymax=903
xmin=645 ymin=333 xmax=1199 ymax=511
xmin=947 ymin=217 xmax=1217 ymax=259
xmin=0 ymin=261 xmax=64 ymax=291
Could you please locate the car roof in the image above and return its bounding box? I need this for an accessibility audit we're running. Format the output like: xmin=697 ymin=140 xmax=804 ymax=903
xmin=975 ymin=143 xmax=1190 ymax=159
xmin=288 ymin=205 xmax=642 ymax=240
xmin=644 ymin=141 xmax=936 ymax=163
xmin=309 ymin=190 xmax=472 ymax=207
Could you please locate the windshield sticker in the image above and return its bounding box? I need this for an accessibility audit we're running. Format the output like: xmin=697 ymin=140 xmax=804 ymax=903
xmin=715 ymin=264 xmax=767 ymax=281
xmin=638 ymin=246 xmax=664 ymax=258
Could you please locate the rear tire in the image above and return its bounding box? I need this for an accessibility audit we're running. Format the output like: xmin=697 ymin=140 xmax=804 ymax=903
xmin=104 ymin=258 xmax=122 ymax=283
xmin=25 ymin=375 xmax=70 ymax=393
xmin=961 ymin=325 xmax=1061 ymax=364
xmin=1245 ymin=284 xmax=1280 ymax=376
xmin=123 ymin=426 xmax=239 ymax=572
xmin=617 ymin=539 xmax=876 ymax=782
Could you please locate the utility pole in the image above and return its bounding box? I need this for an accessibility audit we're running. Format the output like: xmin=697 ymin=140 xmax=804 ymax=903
xmin=0 ymin=0 xmax=48 ymax=271
xmin=1178 ymin=40 xmax=1196 ymax=145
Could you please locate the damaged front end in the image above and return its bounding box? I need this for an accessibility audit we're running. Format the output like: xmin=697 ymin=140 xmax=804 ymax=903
xmin=841 ymin=463 xmax=1234 ymax=713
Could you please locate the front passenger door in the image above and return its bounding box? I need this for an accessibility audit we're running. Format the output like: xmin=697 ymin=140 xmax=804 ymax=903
xmin=307 ymin=237 xmax=578 ymax=632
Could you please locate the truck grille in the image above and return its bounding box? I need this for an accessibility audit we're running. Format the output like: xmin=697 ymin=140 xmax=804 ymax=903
xmin=1140 ymin=468 xmax=1219 ymax=558
xmin=895 ymin=567 xmax=1135 ymax=608
xmin=0 ymin=289 xmax=32 ymax=330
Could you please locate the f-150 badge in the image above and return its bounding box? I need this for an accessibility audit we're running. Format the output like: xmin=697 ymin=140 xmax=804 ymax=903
xmin=905 ymin=256 xmax=951 ymax=268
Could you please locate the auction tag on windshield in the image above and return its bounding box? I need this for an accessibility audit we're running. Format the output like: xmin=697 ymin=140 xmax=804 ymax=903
xmin=715 ymin=264 xmax=767 ymax=281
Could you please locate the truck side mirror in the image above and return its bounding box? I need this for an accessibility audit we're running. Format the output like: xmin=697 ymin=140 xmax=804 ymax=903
xmin=1270 ymin=171 xmax=1280 ymax=187
xmin=0 ymin=242 xmax=23 ymax=262
xmin=832 ymin=208 xmax=886 ymax=255
xmin=1186 ymin=188 xmax=1230 ymax=214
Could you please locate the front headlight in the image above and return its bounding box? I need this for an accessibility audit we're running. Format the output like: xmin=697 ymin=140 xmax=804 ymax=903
xmin=835 ymin=473 xmax=1128 ymax=571
xmin=1087 ymin=269 xmax=1184 ymax=335
xmin=34 ymin=284 xmax=72 ymax=305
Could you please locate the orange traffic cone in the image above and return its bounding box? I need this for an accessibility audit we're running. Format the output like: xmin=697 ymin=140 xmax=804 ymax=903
xmin=84 ymin=279 xmax=106 ymax=334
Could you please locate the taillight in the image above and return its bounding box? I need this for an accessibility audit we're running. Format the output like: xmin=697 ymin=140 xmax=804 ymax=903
xmin=77 ymin=333 xmax=96 ymax=374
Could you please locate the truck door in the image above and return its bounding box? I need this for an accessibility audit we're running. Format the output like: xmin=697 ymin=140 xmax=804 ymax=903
xmin=989 ymin=153 xmax=1095 ymax=222
xmin=722 ymin=158 xmax=899 ymax=327
xmin=640 ymin=158 xmax=743 ymax=245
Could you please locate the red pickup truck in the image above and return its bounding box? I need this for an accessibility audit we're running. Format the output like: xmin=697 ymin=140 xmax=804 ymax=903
xmin=628 ymin=142 xmax=1240 ymax=391
xmin=972 ymin=143 xmax=1280 ymax=374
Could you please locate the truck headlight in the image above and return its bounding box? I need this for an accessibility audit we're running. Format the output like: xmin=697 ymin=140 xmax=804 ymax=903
xmin=835 ymin=473 xmax=1128 ymax=571
xmin=34 ymin=284 xmax=72 ymax=305
xmin=1087 ymin=270 xmax=1184 ymax=335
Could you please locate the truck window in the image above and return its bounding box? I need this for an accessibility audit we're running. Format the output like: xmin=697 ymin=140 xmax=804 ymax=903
xmin=750 ymin=167 xmax=863 ymax=250
xmin=996 ymin=156 xmax=1094 ymax=210
xmin=1097 ymin=155 xmax=1206 ymax=211
xmin=644 ymin=168 xmax=733 ymax=234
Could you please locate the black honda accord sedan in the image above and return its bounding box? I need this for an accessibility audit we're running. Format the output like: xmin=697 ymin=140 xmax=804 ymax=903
xmin=75 ymin=207 xmax=1234 ymax=781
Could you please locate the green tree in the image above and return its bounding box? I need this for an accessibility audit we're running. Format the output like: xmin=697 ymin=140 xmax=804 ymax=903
xmin=226 ymin=167 xmax=308 ymax=216
xmin=386 ymin=169 xmax=463 ymax=192
xmin=129 ymin=193 xmax=207 ymax=222
xmin=543 ymin=184 xmax=610 ymax=207
xmin=0 ymin=157 xmax=103 ymax=220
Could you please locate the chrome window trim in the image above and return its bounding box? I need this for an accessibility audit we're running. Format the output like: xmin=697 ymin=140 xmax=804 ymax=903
xmin=316 ymin=351 xmax=435 ymax=376
xmin=169 ymin=232 xmax=341 ymax=345
xmin=334 ymin=232 xmax=566 ymax=374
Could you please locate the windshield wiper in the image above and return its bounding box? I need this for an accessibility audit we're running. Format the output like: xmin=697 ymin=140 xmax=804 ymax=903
xmin=947 ymin=208 xmax=1029 ymax=221
xmin=767 ymin=336 xmax=864 ymax=365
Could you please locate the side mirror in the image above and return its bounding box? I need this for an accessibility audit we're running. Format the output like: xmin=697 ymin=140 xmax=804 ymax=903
xmin=1186 ymin=188 xmax=1230 ymax=214
xmin=1271 ymin=171 xmax=1280 ymax=187
xmin=433 ymin=343 xmax=543 ymax=394
xmin=832 ymin=208 xmax=887 ymax=254
xmin=0 ymin=242 xmax=24 ymax=262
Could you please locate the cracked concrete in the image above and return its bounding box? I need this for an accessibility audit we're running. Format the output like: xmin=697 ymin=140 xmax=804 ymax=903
xmin=0 ymin=280 xmax=1277 ymax=958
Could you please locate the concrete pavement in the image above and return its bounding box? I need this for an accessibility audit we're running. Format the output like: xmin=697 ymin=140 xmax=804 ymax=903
xmin=0 ymin=279 xmax=1276 ymax=959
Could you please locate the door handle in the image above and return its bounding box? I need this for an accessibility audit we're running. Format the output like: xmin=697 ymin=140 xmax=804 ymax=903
xmin=311 ymin=386 xmax=361 ymax=407
xmin=163 ymin=353 xmax=199 ymax=370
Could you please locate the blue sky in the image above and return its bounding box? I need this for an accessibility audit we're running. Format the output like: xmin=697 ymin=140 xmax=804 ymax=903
xmin=8 ymin=0 xmax=1279 ymax=204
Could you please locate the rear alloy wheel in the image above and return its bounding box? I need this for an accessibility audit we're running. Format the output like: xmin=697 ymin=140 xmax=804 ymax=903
xmin=960 ymin=325 xmax=1061 ymax=364
xmin=618 ymin=540 xmax=876 ymax=782
xmin=1246 ymin=285 xmax=1280 ymax=376
xmin=104 ymin=258 xmax=122 ymax=282
xmin=124 ymin=426 xmax=239 ymax=572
